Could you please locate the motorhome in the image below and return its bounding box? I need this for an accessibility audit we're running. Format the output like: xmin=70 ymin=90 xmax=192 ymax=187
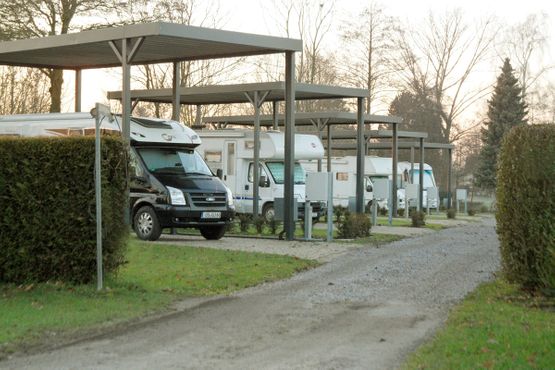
xmin=398 ymin=161 xmax=438 ymax=209
xmin=0 ymin=112 xmax=235 ymax=241
xmin=301 ymin=158 xmax=374 ymax=209
xmin=196 ymin=129 xmax=326 ymax=221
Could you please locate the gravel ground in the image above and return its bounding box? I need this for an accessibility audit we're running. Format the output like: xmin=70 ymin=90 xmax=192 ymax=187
xmin=1 ymin=217 xmax=500 ymax=370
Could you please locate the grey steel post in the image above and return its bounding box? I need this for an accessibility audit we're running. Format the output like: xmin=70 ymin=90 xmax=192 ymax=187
xmin=327 ymin=172 xmax=333 ymax=242
xmin=317 ymin=128 xmax=322 ymax=172
xmin=410 ymin=146 xmax=415 ymax=183
xmin=95 ymin=103 xmax=103 ymax=291
xmin=447 ymin=148 xmax=453 ymax=209
xmin=121 ymin=39 xmax=131 ymax=148
xmin=284 ymin=51 xmax=296 ymax=240
xmin=355 ymin=97 xmax=364 ymax=213
xmin=327 ymin=122 xmax=332 ymax=172
xmin=195 ymin=105 xmax=202 ymax=127
xmin=253 ymin=91 xmax=260 ymax=219
xmin=392 ymin=122 xmax=398 ymax=216
xmin=272 ymin=100 xmax=279 ymax=131
xmin=419 ymin=138 xmax=425 ymax=211
xmin=75 ymin=69 xmax=81 ymax=112
xmin=172 ymin=62 xmax=180 ymax=121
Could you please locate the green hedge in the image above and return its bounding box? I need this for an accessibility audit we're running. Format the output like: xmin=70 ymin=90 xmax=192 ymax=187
xmin=496 ymin=124 xmax=555 ymax=293
xmin=338 ymin=212 xmax=371 ymax=239
xmin=0 ymin=136 xmax=128 ymax=284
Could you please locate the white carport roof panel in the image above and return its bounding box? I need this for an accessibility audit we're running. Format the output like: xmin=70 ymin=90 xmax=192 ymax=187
xmin=0 ymin=22 xmax=302 ymax=69
xmin=202 ymin=112 xmax=402 ymax=126
xmin=107 ymin=82 xmax=369 ymax=104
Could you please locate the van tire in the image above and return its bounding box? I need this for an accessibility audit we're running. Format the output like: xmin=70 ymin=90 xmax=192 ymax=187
xmin=199 ymin=225 xmax=226 ymax=240
xmin=134 ymin=206 xmax=162 ymax=241
xmin=262 ymin=203 xmax=275 ymax=222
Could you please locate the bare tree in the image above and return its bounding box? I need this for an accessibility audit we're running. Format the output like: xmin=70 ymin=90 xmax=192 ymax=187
xmin=0 ymin=67 xmax=50 ymax=115
xmin=0 ymin=0 xmax=121 ymax=112
xmin=392 ymin=9 xmax=498 ymax=143
xmin=500 ymin=12 xmax=553 ymax=123
xmin=339 ymin=2 xmax=399 ymax=114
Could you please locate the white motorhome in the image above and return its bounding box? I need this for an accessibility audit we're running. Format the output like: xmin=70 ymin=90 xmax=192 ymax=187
xmin=197 ymin=129 xmax=326 ymax=221
xmin=0 ymin=112 xmax=236 ymax=241
xmin=301 ymin=157 xmax=374 ymax=209
xmin=398 ymin=161 xmax=438 ymax=209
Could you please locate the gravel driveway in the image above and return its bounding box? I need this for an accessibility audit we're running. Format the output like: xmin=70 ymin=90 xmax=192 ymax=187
xmin=2 ymin=217 xmax=500 ymax=370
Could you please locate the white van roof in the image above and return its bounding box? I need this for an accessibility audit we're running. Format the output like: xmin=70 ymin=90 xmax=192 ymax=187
xmin=0 ymin=112 xmax=201 ymax=146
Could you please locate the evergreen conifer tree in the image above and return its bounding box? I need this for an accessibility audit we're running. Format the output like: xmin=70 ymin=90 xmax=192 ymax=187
xmin=475 ymin=58 xmax=527 ymax=190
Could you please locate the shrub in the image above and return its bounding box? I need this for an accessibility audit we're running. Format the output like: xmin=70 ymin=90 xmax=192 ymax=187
xmin=496 ymin=124 xmax=555 ymax=294
xmin=411 ymin=211 xmax=426 ymax=227
xmin=467 ymin=209 xmax=477 ymax=216
xmin=253 ymin=217 xmax=265 ymax=234
xmin=237 ymin=214 xmax=251 ymax=232
xmin=333 ymin=205 xmax=348 ymax=222
xmin=446 ymin=208 xmax=457 ymax=219
xmin=397 ymin=208 xmax=405 ymax=217
xmin=480 ymin=205 xmax=490 ymax=213
xmin=268 ymin=219 xmax=281 ymax=235
xmin=0 ymin=136 xmax=128 ymax=284
xmin=338 ymin=212 xmax=371 ymax=239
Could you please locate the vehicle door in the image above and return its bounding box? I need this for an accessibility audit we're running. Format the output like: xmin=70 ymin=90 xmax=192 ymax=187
xmin=223 ymin=141 xmax=238 ymax=209
xmin=247 ymin=162 xmax=272 ymax=215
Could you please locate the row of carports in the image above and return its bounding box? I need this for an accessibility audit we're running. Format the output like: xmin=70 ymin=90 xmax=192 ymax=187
xmin=0 ymin=22 xmax=453 ymax=241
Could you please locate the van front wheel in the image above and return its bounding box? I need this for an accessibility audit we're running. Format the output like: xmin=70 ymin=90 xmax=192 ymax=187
xmin=262 ymin=203 xmax=275 ymax=222
xmin=199 ymin=225 xmax=226 ymax=240
xmin=134 ymin=206 xmax=162 ymax=241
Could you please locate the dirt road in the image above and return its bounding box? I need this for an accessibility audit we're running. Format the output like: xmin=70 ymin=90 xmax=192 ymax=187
xmin=2 ymin=217 xmax=499 ymax=370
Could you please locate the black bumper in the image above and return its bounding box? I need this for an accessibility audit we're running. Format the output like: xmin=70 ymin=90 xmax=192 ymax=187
xmin=154 ymin=204 xmax=235 ymax=228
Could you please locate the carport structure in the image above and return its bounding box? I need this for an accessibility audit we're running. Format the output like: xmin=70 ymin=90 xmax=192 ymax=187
xmin=0 ymin=23 xmax=305 ymax=247
xmin=201 ymin=112 xmax=404 ymax=215
xmin=107 ymin=83 xmax=373 ymax=237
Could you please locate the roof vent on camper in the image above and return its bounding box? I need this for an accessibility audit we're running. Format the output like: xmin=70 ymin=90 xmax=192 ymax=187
xmin=131 ymin=117 xmax=172 ymax=129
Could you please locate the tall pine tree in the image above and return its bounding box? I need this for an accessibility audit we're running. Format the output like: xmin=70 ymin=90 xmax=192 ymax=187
xmin=475 ymin=58 xmax=527 ymax=190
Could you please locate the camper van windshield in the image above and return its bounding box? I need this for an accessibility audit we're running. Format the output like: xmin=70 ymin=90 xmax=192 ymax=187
xmin=266 ymin=162 xmax=305 ymax=185
xmin=411 ymin=170 xmax=435 ymax=188
xmin=137 ymin=148 xmax=212 ymax=176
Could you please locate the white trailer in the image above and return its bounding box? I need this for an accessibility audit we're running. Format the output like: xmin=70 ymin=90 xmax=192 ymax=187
xmin=197 ymin=129 xmax=326 ymax=221
xmin=398 ymin=161 xmax=438 ymax=209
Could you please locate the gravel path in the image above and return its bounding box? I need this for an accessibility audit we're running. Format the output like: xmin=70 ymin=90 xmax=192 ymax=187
xmin=2 ymin=217 xmax=500 ymax=370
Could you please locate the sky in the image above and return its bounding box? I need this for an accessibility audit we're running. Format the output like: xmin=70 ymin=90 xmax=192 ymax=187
xmin=67 ymin=0 xmax=555 ymax=115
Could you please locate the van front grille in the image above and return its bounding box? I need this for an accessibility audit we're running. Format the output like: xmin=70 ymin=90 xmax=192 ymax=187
xmin=190 ymin=192 xmax=226 ymax=208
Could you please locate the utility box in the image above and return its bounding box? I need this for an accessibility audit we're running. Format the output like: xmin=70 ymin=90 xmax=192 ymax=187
xmin=373 ymin=178 xmax=390 ymax=200
xmin=405 ymin=183 xmax=418 ymax=201
xmin=306 ymin=172 xmax=330 ymax=201
xmin=456 ymin=188 xmax=467 ymax=201
xmin=427 ymin=187 xmax=439 ymax=202
xmin=274 ymin=197 xmax=298 ymax=221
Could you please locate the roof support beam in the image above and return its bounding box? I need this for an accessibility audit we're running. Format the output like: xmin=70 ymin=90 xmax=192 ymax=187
xmin=172 ymin=62 xmax=180 ymax=121
xmin=419 ymin=137 xmax=425 ymax=211
xmin=448 ymin=148 xmax=453 ymax=209
xmin=284 ymin=51 xmax=296 ymax=240
xmin=244 ymin=90 xmax=270 ymax=220
xmin=392 ymin=123 xmax=398 ymax=216
xmin=75 ymin=69 xmax=81 ymax=112
xmin=356 ymin=97 xmax=364 ymax=213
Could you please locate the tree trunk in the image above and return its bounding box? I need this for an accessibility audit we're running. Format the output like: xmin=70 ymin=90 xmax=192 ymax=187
xmin=49 ymin=69 xmax=63 ymax=113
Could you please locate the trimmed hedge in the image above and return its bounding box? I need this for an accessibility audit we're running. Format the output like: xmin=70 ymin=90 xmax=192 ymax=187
xmin=496 ymin=124 xmax=555 ymax=294
xmin=338 ymin=212 xmax=371 ymax=239
xmin=0 ymin=136 xmax=128 ymax=284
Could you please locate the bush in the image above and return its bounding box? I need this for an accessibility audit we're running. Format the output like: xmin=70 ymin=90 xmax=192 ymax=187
xmin=496 ymin=124 xmax=555 ymax=294
xmin=480 ymin=205 xmax=490 ymax=213
xmin=253 ymin=217 xmax=265 ymax=234
xmin=467 ymin=209 xmax=477 ymax=216
xmin=446 ymin=208 xmax=457 ymax=219
xmin=411 ymin=211 xmax=426 ymax=227
xmin=337 ymin=212 xmax=371 ymax=239
xmin=397 ymin=208 xmax=405 ymax=217
xmin=268 ymin=219 xmax=281 ymax=235
xmin=0 ymin=136 xmax=128 ymax=284
xmin=237 ymin=214 xmax=251 ymax=232
xmin=333 ymin=205 xmax=348 ymax=222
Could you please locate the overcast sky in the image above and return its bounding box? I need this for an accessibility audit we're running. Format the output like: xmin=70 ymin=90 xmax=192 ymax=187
xmin=71 ymin=0 xmax=555 ymax=114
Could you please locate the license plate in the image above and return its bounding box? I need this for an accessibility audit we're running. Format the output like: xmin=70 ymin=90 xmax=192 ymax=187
xmin=201 ymin=211 xmax=221 ymax=219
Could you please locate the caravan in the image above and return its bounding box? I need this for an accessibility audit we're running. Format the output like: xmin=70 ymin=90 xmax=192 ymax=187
xmin=197 ymin=129 xmax=326 ymax=221
xmin=0 ymin=112 xmax=236 ymax=241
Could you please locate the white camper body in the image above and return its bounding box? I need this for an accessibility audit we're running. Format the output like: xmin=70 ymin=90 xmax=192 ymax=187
xmin=197 ymin=129 xmax=326 ymax=220
xmin=301 ymin=157 xmax=374 ymax=208
xmin=398 ymin=161 xmax=438 ymax=208
xmin=0 ymin=112 xmax=236 ymax=241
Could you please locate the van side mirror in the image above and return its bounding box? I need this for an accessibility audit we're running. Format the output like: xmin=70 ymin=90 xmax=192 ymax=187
xmin=216 ymin=168 xmax=223 ymax=179
xmin=259 ymin=175 xmax=270 ymax=187
xmin=366 ymin=184 xmax=373 ymax=192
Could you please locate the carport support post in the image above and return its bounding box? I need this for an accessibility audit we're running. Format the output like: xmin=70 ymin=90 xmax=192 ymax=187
xmin=284 ymin=51 xmax=296 ymax=240
xmin=327 ymin=122 xmax=332 ymax=172
xmin=94 ymin=103 xmax=103 ymax=291
xmin=252 ymin=91 xmax=260 ymax=219
xmin=448 ymin=148 xmax=453 ymax=209
xmin=392 ymin=123 xmax=398 ymax=217
xmin=419 ymin=138 xmax=425 ymax=211
xmin=171 ymin=62 xmax=180 ymax=121
xmin=272 ymin=101 xmax=279 ymax=131
xmin=75 ymin=69 xmax=81 ymax=112
xmin=355 ymin=97 xmax=364 ymax=213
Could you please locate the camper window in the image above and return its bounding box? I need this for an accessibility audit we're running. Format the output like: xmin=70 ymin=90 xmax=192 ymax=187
xmin=247 ymin=163 xmax=269 ymax=183
xmin=266 ymin=162 xmax=305 ymax=185
xmin=137 ymin=148 xmax=212 ymax=176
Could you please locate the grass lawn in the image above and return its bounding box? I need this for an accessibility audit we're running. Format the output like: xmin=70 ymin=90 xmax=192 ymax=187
xmin=375 ymin=217 xmax=445 ymax=231
xmin=403 ymin=279 xmax=555 ymax=369
xmin=0 ymin=239 xmax=317 ymax=353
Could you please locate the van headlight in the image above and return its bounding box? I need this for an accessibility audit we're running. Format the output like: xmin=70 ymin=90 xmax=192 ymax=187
xmin=167 ymin=186 xmax=186 ymax=205
xmin=225 ymin=186 xmax=234 ymax=206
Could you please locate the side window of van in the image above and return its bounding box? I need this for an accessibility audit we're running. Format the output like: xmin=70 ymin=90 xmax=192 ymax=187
xmin=129 ymin=150 xmax=145 ymax=178
xmin=248 ymin=163 xmax=268 ymax=183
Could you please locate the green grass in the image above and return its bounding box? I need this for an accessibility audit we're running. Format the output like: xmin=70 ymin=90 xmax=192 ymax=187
xmin=0 ymin=239 xmax=317 ymax=351
xmin=403 ymin=279 xmax=555 ymax=369
xmin=341 ymin=233 xmax=405 ymax=245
